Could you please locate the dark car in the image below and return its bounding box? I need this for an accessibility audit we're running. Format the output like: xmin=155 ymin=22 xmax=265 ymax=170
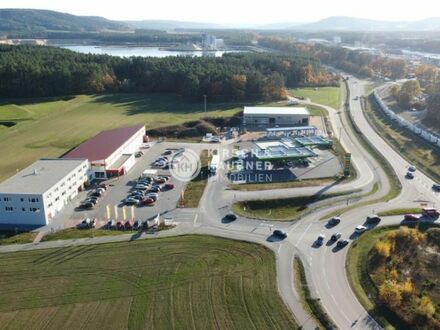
xmin=328 ymin=217 xmax=341 ymax=226
xmin=149 ymin=187 xmax=160 ymax=193
xmin=273 ymin=229 xmax=288 ymax=238
xmin=164 ymin=183 xmax=175 ymax=190
xmin=116 ymin=221 xmax=124 ymax=230
xmin=337 ymin=239 xmax=349 ymax=248
xmin=406 ymin=172 xmax=414 ymax=179
xmin=133 ymin=220 xmax=141 ymax=230
xmin=404 ymin=214 xmax=419 ymax=222
xmin=330 ymin=232 xmax=342 ymax=241
xmin=106 ymin=220 xmax=115 ymax=229
xmin=163 ymin=150 xmax=173 ymax=155
xmin=432 ymin=183 xmax=440 ymax=192
xmin=99 ymin=183 xmax=108 ymax=190
xmin=224 ymin=213 xmax=237 ymax=221
xmin=80 ymin=202 xmax=94 ymax=209
xmin=366 ymin=215 xmax=381 ymax=224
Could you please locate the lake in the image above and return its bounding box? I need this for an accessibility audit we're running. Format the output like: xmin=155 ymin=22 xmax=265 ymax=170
xmin=57 ymin=45 xmax=237 ymax=58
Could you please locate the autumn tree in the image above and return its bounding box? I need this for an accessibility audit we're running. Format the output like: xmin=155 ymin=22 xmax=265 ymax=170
xmin=397 ymin=80 xmax=421 ymax=108
xmin=375 ymin=240 xmax=392 ymax=258
xmin=378 ymin=280 xmax=403 ymax=308
xmin=417 ymin=295 xmax=436 ymax=317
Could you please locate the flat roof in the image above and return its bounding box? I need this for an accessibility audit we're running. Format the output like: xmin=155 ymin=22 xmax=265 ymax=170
xmin=108 ymin=154 xmax=133 ymax=170
xmin=0 ymin=158 xmax=86 ymax=194
xmin=64 ymin=125 xmax=145 ymax=162
xmin=266 ymin=126 xmax=317 ymax=132
xmin=244 ymin=107 xmax=309 ymax=116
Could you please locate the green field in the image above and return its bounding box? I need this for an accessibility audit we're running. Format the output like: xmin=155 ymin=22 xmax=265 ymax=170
xmin=288 ymin=86 xmax=341 ymax=109
xmin=0 ymin=235 xmax=297 ymax=329
xmin=0 ymin=94 xmax=243 ymax=182
xmin=0 ymin=231 xmax=37 ymax=245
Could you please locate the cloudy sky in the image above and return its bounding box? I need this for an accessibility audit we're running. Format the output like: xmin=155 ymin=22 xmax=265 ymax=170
xmin=2 ymin=0 xmax=439 ymax=25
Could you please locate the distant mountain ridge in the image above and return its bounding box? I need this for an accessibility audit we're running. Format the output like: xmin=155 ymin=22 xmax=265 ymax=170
xmin=125 ymin=20 xmax=223 ymax=30
xmin=281 ymin=16 xmax=440 ymax=31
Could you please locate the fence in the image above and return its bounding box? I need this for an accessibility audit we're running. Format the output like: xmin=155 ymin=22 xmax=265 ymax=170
xmin=373 ymin=90 xmax=440 ymax=148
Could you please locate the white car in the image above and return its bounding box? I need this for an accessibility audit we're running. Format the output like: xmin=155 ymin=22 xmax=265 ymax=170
xmin=355 ymin=225 xmax=367 ymax=234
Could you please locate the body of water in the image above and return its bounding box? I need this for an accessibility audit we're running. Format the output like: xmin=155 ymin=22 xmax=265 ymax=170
xmin=57 ymin=45 xmax=237 ymax=58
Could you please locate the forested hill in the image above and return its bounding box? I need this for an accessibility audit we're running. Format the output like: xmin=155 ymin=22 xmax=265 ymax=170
xmin=0 ymin=45 xmax=337 ymax=101
xmin=0 ymin=9 xmax=129 ymax=32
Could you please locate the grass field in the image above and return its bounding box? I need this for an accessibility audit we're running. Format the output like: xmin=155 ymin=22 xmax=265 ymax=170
xmin=0 ymin=235 xmax=297 ymax=329
xmin=229 ymin=178 xmax=335 ymax=191
xmin=0 ymin=94 xmax=243 ymax=182
xmin=377 ymin=208 xmax=423 ymax=216
xmin=289 ymin=86 xmax=341 ymax=109
xmin=232 ymin=191 xmax=355 ymax=221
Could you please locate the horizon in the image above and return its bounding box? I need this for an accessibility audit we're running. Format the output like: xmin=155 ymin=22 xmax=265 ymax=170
xmin=1 ymin=0 xmax=439 ymax=26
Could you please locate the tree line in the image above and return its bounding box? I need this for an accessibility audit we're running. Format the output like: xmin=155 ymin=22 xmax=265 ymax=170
xmin=0 ymin=45 xmax=336 ymax=101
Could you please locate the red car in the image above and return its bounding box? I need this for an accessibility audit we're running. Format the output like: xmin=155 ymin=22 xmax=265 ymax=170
xmin=142 ymin=197 xmax=155 ymax=205
xmin=164 ymin=183 xmax=175 ymax=190
xmin=404 ymin=214 xmax=419 ymax=222
xmin=116 ymin=221 xmax=124 ymax=230
xmin=124 ymin=220 xmax=133 ymax=230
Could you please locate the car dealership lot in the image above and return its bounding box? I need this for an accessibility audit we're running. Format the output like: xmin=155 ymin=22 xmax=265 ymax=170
xmin=56 ymin=142 xmax=208 ymax=228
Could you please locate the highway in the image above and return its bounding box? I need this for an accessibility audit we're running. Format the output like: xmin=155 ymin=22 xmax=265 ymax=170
xmin=1 ymin=76 xmax=440 ymax=329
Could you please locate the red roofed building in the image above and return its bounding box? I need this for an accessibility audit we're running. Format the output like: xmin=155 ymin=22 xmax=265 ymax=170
xmin=64 ymin=125 xmax=146 ymax=180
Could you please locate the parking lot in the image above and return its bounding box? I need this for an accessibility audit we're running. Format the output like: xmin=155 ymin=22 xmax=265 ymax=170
xmin=49 ymin=141 xmax=208 ymax=230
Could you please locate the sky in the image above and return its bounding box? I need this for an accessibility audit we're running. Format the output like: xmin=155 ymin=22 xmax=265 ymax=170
xmin=1 ymin=0 xmax=440 ymax=25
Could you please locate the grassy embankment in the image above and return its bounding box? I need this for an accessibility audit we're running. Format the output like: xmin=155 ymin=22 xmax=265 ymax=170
xmin=0 ymin=235 xmax=297 ymax=329
xmin=232 ymin=190 xmax=356 ymax=221
xmin=377 ymin=208 xmax=423 ymax=216
xmin=293 ymin=256 xmax=337 ymax=329
xmin=0 ymin=231 xmax=37 ymax=245
xmin=0 ymin=94 xmax=243 ymax=182
xmin=289 ymin=86 xmax=341 ymax=109
xmin=181 ymin=150 xmax=213 ymax=208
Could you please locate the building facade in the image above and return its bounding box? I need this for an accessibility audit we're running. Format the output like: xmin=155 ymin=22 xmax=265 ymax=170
xmin=243 ymin=107 xmax=310 ymax=129
xmin=64 ymin=125 xmax=145 ymax=180
xmin=0 ymin=158 xmax=89 ymax=227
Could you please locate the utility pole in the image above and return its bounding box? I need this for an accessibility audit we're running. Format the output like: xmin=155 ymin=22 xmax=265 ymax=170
xmin=203 ymin=94 xmax=207 ymax=113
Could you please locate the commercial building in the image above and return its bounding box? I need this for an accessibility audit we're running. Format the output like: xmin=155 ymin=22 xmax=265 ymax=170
xmin=64 ymin=125 xmax=145 ymax=180
xmin=243 ymin=107 xmax=310 ymax=129
xmin=0 ymin=158 xmax=89 ymax=227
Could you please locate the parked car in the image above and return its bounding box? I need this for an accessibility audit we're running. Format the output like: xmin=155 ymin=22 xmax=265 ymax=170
xmin=432 ymin=183 xmax=440 ymax=192
xmin=135 ymin=151 xmax=144 ymax=158
xmin=78 ymin=218 xmax=92 ymax=229
xmin=162 ymin=150 xmax=173 ymax=155
xmin=135 ymin=184 xmax=149 ymax=190
xmin=422 ymin=207 xmax=440 ymax=218
xmin=164 ymin=183 xmax=175 ymax=190
xmin=142 ymin=220 xmax=149 ymax=230
xmin=337 ymin=239 xmax=349 ymax=248
xmin=273 ymin=229 xmax=288 ymax=238
xmin=366 ymin=214 xmax=381 ymax=224
xmin=403 ymin=214 xmax=419 ymax=222
xmin=224 ymin=213 xmax=237 ymax=221
xmin=406 ymin=172 xmax=414 ymax=179
xmin=84 ymin=197 xmax=98 ymax=205
xmin=408 ymin=165 xmax=416 ymax=172
xmin=98 ymin=183 xmax=108 ymax=190
xmin=155 ymin=177 xmax=167 ymax=184
xmin=316 ymin=234 xmax=325 ymax=245
xmin=330 ymin=232 xmax=342 ymax=241
xmin=328 ymin=217 xmax=341 ymax=226
xmin=149 ymin=187 xmax=160 ymax=193
xmin=355 ymin=225 xmax=367 ymax=234
xmin=133 ymin=220 xmax=141 ymax=230
xmin=90 ymin=190 xmax=103 ymax=197
xmin=131 ymin=195 xmax=143 ymax=201
xmin=158 ymin=175 xmax=169 ymax=181
xmin=96 ymin=187 xmax=106 ymax=194
xmin=145 ymin=194 xmax=158 ymax=202
xmin=116 ymin=221 xmax=124 ymax=230
xmin=124 ymin=220 xmax=133 ymax=230
xmin=106 ymin=220 xmax=115 ymax=229
xmin=124 ymin=197 xmax=139 ymax=205
xmin=80 ymin=202 xmax=94 ymax=209
xmin=142 ymin=197 xmax=155 ymax=205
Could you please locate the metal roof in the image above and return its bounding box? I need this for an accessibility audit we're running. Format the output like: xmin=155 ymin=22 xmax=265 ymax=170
xmin=244 ymin=107 xmax=309 ymax=116
xmin=266 ymin=126 xmax=317 ymax=132
xmin=0 ymin=158 xmax=87 ymax=194
xmin=64 ymin=125 xmax=145 ymax=162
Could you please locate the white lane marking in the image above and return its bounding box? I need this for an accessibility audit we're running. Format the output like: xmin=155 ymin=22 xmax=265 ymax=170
xmin=193 ymin=214 xmax=198 ymax=225
xmin=277 ymin=244 xmax=282 ymax=254
xmin=295 ymin=223 xmax=312 ymax=247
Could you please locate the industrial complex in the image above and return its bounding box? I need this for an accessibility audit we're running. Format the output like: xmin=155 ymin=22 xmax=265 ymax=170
xmin=243 ymin=106 xmax=310 ymax=128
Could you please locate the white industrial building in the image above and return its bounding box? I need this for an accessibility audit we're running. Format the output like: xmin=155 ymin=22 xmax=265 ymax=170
xmin=0 ymin=158 xmax=89 ymax=227
xmin=243 ymin=107 xmax=310 ymax=128
xmin=64 ymin=125 xmax=145 ymax=180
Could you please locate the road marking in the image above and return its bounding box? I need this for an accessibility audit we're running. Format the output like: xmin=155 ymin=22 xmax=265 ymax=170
xmin=295 ymin=223 xmax=312 ymax=247
xmin=193 ymin=214 xmax=198 ymax=225
xmin=277 ymin=244 xmax=282 ymax=254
